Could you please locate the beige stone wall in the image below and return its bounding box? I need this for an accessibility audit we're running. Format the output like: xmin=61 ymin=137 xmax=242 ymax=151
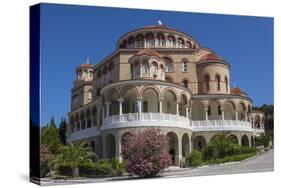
xmin=197 ymin=63 xmax=230 ymax=94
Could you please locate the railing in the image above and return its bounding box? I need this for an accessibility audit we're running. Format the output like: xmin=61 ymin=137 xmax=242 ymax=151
xmin=191 ymin=120 xmax=253 ymax=132
xmin=68 ymin=126 xmax=100 ymax=142
xmin=101 ymin=112 xmax=190 ymax=130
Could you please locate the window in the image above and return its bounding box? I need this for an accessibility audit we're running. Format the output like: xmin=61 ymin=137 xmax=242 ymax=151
xmin=136 ymin=34 xmax=144 ymax=48
xmin=146 ymin=33 xmax=155 ymax=47
xmin=178 ymin=38 xmax=184 ymax=48
xmin=97 ymin=69 xmax=102 ymax=78
xmin=216 ymin=75 xmax=221 ymax=91
xmin=225 ymin=76 xmax=228 ymax=92
xmin=143 ymin=62 xmax=149 ymax=74
xmin=205 ymin=75 xmax=210 ymax=91
xmin=143 ymin=101 xmax=148 ymax=112
xmin=167 ymin=36 xmax=176 ymax=48
xmin=157 ymin=33 xmax=165 ymax=47
xmin=164 ymin=57 xmax=173 ymax=72
xmin=183 ymin=80 xmax=188 ymax=88
xmin=182 ymin=60 xmax=188 ymax=72
xmin=151 ymin=62 xmax=157 ymax=75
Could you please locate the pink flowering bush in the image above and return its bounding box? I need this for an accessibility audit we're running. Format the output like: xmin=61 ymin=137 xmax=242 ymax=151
xmin=121 ymin=128 xmax=172 ymax=177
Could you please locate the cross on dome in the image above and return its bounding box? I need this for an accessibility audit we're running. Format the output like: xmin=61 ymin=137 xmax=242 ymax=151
xmin=157 ymin=20 xmax=162 ymax=25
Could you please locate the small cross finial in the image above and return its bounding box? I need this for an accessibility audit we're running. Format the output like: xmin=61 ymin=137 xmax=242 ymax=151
xmin=157 ymin=20 xmax=162 ymax=25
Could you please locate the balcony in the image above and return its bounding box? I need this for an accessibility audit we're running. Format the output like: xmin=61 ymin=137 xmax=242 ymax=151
xmin=191 ymin=120 xmax=252 ymax=132
xmin=101 ymin=112 xmax=191 ymax=130
xmin=68 ymin=126 xmax=100 ymax=142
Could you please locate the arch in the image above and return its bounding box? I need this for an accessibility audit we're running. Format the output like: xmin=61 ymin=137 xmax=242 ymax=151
xmin=178 ymin=37 xmax=185 ymax=48
xmin=179 ymin=94 xmax=188 ymax=116
xmin=204 ymin=74 xmax=210 ymax=91
xmin=122 ymin=87 xmax=138 ymax=114
xmin=247 ymin=104 xmax=252 ymax=113
xmin=191 ymin=101 xmax=205 ymax=120
xmin=145 ymin=32 xmax=155 ymax=47
xmin=106 ymin=134 xmax=116 ymax=159
xmin=238 ymin=102 xmax=247 ymax=120
xmin=136 ymin=34 xmax=144 ymax=48
xmin=193 ymin=135 xmax=207 ymax=151
xmin=182 ymin=133 xmax=190 ymax=157
xmin=225 ymin=76 xmax=229 ymax=92
xmin=215 ymin=74 xmax=221 ymax=91
xmin=241 ymin=135 xmax=249 ymax=147
xmin=167 ymin=132 xmax=179 ymax=165
xmin=227 ymin=134 xmax=239 ymax=144
xmin=142 ymin=87 xmax=160 ymax=113
xmin=162 ymin=89 xmax=178 ymax=114
xmin=223 ymin=100 xmax=236 ymax=120
xmin=208 ymin=101 xmax=222 ymax=120
xmin=254 ymin=115 xmax=261 ymax=128
xmin=157 ymin=33 xmax=165 ymax=47
xmin=167 ymin=35 xmax=176 ymax=48
xmin=127 ymin=36 xmax=135 ymax=48
xmin=163 ymin=56 xmax=173 ymax=72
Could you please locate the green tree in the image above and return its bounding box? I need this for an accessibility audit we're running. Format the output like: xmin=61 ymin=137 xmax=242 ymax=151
xmin=256 ymin=133 xmax=271 ymax=148
xmin=53 ymin=142 xmax=95 ymax=177
xmin=203 ymin=132 xmax=240 ymax=159
xmin=41 ymin=117 xmax=62 ymax=154
xmin=59 ymin=117 xmax=67 ymax=145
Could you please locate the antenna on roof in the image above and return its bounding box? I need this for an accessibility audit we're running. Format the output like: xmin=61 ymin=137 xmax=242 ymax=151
xmin=157 ymin=20 xmax=162 ymax=25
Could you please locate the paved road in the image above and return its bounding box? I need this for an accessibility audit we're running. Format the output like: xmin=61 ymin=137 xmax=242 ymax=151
xmin=41 ymin=149 xmax=274 ymax=185
xmin=163 ymin=149 xmax=274 ymax=178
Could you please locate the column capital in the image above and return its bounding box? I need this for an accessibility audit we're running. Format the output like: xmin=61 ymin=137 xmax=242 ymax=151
xmin=117 ymin=98 xmax=124 ymax=102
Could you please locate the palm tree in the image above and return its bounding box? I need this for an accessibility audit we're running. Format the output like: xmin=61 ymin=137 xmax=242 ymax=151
xmin=209 ymin=132 xmax=239 ymax=158
xmin=53 ymin=142 xmax=95 ymax=177
xmin=256 ymin=133 xmax=271 ymax=148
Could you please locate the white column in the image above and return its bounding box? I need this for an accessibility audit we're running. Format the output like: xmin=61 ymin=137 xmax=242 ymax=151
xmin=176 ymin=102 xmax=179 ymax=115
xmin=159 ymin=99 xmax=163 ymax=113
xmin=118 ymin=98 xmax=123 ymax=115
xmin=235 ymin=110 xmax=238 ymax=120
xmin=136 ymin=97 xmax=142 ymax=113
xmin=245 ymin=113 xmax=248 ymax=121
xmin=221 ymin=107 xmax=225 ymax=120
xmin=105 ymin=102 xmax=110 ymax=117
xmin=205 ymin=107 xmax=209 ymax=121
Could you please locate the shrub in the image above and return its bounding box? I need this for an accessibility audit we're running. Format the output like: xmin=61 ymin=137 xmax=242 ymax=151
xmin=205 ymin=153 xmax=256 ymax=165
xmin=111 ymin=158 xmax=125 ymax=176
xmin=57 ymin=165 xmax=73 ymax=176
xmin=121 ymin=129 xmax=172 ymax=177
xmin=92 ymin=160 xmax=113 ymax=176
xmin=186 ymin=150 xmax=203 ymax=167
xmin=239 ymin=147 xmax=257 ymax=154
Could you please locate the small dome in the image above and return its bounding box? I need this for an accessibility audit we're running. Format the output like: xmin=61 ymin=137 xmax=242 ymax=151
xmin=231 ymin=87 xmax=247 ymax=95
xmin=200 ymin=53 xmax=222 ymax=61
xmin=135 ymin=49 xmax=161 ymax=57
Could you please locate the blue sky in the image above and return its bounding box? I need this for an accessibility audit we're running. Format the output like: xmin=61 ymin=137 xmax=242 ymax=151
xmin=40 ymin=3 xmax=273 ymax=126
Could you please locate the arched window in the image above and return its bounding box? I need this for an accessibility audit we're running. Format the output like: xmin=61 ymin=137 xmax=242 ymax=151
xmin=157 ymin=33 xmax=165 ymax=47
xmin=205 ymin=75 xmax=210 ymax=91
xmin=151 ymin=62 xmax=158 ymax=75
xmin=142 ymin=62 xmax=149 ymax=75
xmin=186 ymin=41 xmax=192 ymax=48
xmin=216 ymin=75 xmax=221 ymax=91
xmin=183 ymin=80 xmax=188 ymax=88
xmin=128 ymin=36 xmax=135 ymax=48
xmin=143 ymin=101 xmax=148 ymax=112
xmin=164 ymin=57 xmax=173 ymax=72
xmin=136 ymin=34 xmax=144 ymax=48
xmin=178 ymin=38 xmax=184 ymax=48
xmin=167 ymin=35 xmax=176 ymax=48
xmin=145 ymin=33 xmax=154 ymax=47
xmin=225 ymin=76 xmax=228 ymax=92
xmin=218 ymin=106 xmax=222 ymax=115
